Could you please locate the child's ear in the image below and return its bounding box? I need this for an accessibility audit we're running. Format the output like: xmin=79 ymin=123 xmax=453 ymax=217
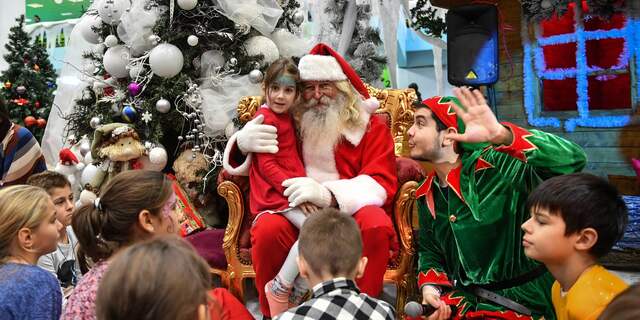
xmin=574 ymin=228 xmax=598 ymax=252
xmin=137 ymin=209 xmax=155 ymax=234
xmin=297 ymin=256 xmax=309 ymax=280
xmin=18 ymin=228 xmax=34 ymax=252
xmin=355 ymin=257 xmax=368 ymax=279
xmin=442 ymin=127 xmax=458 ymax=147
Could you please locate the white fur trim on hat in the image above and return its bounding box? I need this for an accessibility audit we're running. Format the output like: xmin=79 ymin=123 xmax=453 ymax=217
xmin=299 ymin=55 xmax=347 ymax=81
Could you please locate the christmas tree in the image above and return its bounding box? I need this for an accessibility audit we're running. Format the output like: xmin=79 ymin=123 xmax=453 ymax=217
xmin=61 ymin=0 xmax=308 ymax=213
xmin=1 ymin=15 xmax=56 ymax=141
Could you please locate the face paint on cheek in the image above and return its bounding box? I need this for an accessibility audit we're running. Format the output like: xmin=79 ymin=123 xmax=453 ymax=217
xmin=162 ymin=192 xmax=177 ymax=218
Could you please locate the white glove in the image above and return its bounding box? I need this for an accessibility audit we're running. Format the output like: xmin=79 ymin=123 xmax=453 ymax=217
xmin=236 ymin=114 xmax=279 ymax=154
xmin=283 ymin=177 xmax=333 ymax=208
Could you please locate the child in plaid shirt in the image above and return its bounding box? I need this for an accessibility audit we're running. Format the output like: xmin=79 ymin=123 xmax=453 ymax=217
xmin=276 ymin=208 xmax=395 ymax=320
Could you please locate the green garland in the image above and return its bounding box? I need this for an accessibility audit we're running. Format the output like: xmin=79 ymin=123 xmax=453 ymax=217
xmin=410 ymin=0 xmax=447 ymax=39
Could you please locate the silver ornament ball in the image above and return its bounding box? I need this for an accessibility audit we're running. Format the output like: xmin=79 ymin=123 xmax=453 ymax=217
xmin=155 ymin=98 xmax=171 ymax=113
xmin=228 ymin=57 xmax=238 ymax=67
xmin=187 ymin=35 xmax=199 ymax=46
xmin=292 ymin=10 xmax=305 ymax=26
xmin=249 ymin=69 xmax=264 ymax=84
xmin=90 ymin=117 xmax=101 ymax=129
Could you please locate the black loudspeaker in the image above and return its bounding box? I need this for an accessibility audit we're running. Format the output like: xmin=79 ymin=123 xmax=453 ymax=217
xmin=446 ymin=4 xmax=499 ymax=86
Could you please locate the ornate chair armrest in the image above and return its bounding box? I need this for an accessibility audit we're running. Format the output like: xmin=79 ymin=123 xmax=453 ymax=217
xmin=394 ymin=181 xmax=418 ymax=260
xmin=216 ymin=180 xmax=245 ymax=263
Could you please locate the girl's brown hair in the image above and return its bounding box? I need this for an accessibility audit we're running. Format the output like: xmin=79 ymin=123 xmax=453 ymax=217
xmin=0 ymin=185 xmax=51 ymax=263
xmin=72 ymin=170 xmax=173 ymax=272
xmin=96 ymin=235 xmax=211 ymax=320
xmin=263 ymin=57 xmax=302 ymax=98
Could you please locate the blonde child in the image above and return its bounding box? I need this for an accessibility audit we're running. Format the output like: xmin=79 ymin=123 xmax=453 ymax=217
xmin=0 ymin=185 xmax=61 ymax=319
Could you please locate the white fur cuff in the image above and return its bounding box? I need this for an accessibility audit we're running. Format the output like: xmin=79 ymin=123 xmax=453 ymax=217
xmin=222 ymin=132 xmax=252 ymax=176
xmin=323 ymin=175 xmax=387 ymax=215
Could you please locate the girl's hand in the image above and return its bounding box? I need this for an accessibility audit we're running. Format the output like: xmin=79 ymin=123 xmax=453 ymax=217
xmin=299 ymin=202 xmax=320 ymax=216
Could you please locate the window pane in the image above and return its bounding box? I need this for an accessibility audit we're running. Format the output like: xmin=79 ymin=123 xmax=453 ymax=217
xmin=584 ymin=10 xmax=626 ymax=31
xmin=540 ymin=4 xmax=575 ymax=37
xmin=588 ymin=73 xmax=631 ymax=110
xmin=542 ymin=79 xmax=577 ymax=111
xmin=543 ymin=43 xmax=577 ymax=69
xmin=586 ymin=38 xmax=626 ymax=69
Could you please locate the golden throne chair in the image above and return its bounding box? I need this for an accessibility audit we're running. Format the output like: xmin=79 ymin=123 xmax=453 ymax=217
xmin=216 ymin=86 xmax=424 ymax=317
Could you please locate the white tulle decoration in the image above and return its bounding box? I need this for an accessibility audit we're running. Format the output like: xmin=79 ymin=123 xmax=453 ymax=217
xmin=97 ymin=0 xmax=130 ymax=25
xmin=199 ymin=50 xmax=226 ymax=78
xmin=270 ymin=28 xmax=312 ymax=58
xmin=117 ymin=1 xmax=166 ymax=57
xmin=199 ymin=75 xmax=261 ymax=135
xmin=216 ymin=0 xmax=283 ymax=35
xmin=103 ymin=45 xmax=131 ymax=78
xmin=149 ymin=43 xmax=184 ymax=78
xmin=78 ymin=14 xmax=103 ymax=44
xmin=244 ymin=36 xmax=279 ymax=66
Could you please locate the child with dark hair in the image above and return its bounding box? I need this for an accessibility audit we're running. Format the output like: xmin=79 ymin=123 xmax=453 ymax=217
xmin=240 ymin=57 xmax=316 ymax=316
xmin=522 ymin=172 xmax=629 ymax=320
xmin=276 ymin=208 xmax=395 ymax=320
xmin=27 ymin=171 xmax=81 ymax=290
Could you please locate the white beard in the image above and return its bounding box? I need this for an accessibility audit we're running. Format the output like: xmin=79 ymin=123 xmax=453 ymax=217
xmin=299 ymin=95 xmax=347 ymax=183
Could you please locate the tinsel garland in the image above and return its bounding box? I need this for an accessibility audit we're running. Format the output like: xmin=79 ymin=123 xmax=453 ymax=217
xmin=324 ymin=0 xmax=387 ymax=83
xmin=522 ymin=13 xmax=637 ymax=131
xmin=522 ymin=0 xmax=626 ymax=22
xmin=409 ymin=0 xmax=447 ymax=38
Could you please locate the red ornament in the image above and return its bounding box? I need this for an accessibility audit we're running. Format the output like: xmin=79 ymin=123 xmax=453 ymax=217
xmin=35 ymin=101 xmax=41 ymax=108
xmin=24 ymin=116 xmax=37 ymax=127
xmin=36 ymin=118 xmax=47 ymax=128
xmin=15 ymin=98 xmax=29 ymax=106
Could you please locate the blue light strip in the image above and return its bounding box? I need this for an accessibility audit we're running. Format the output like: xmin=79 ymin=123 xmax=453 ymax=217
xmin=523 ymin=17 xmax=635 ymax=131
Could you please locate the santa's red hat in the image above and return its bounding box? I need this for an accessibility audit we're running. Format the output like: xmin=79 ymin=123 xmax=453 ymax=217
xmin=59 ymin=148 xmax=79 ymax=166
xmin=299 ymin=43 xmax=379 ymax=113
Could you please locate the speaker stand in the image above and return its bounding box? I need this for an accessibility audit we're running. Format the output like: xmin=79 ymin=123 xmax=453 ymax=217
xmin=486 ymin=85 xmax=498 ymax=118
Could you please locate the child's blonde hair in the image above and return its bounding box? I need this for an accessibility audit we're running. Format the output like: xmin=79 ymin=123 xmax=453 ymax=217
xmin=0 ymin=185 xmax=52 ymax=263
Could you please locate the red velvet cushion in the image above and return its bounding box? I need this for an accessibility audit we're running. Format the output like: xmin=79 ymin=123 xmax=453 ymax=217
xmin=186 ymin=228 xmax=227 ymax=269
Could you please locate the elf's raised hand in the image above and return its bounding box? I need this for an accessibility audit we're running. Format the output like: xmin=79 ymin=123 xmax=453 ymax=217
xmin=445 ymin=87 xmax=512 ymax=146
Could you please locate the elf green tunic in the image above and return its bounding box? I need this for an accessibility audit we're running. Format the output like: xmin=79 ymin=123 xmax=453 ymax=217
xmin=416 ymin=122 xmax=587 ymax=319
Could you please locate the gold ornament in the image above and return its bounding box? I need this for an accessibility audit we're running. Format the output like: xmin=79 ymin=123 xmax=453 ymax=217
xmin=3 ymin=81 xmax=11 ymax=89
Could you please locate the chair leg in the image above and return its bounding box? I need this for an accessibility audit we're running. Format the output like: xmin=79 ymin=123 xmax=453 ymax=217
xmin=229 ymin=276 xmax=244 ymax=302
xmin=395 ymin=281 xmax=408 ymax=319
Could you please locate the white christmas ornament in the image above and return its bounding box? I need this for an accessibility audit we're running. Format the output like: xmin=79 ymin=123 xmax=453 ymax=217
xmin=187 ymin=35 xmax=199 ymax=46
xmin=129 ymin=63 xmax=143 ymax=78
xmin=149 ymin=44 xmax=184 ymax=78
xmin=177 ymin=0 xmax=198 ymax=10
xmin=156 ymin=98 xmax=171 ymax=113
xmin=249 ymin=69 xmax=264 ymax=84
xmin=270 ymin=28 xmax=310 ymax=58
xmin=139 ymin=147 xmax=168 ymax=171
xmin=225 ymin=122 xmax=237 ymax=138
xmin=79 ymin=14 xmax=103 ymax=44
xmin=103 ymin=45 xmax=131 ymax=78
xmin=245 ymin=36 xmax=279 ymax=66
xmin=98 ymin=0 xmax=130 ymax=25
xmin=81 ymin=164 xmax=100 ymax=186
xmin=104 ymin=35 xmax=118 ymax=47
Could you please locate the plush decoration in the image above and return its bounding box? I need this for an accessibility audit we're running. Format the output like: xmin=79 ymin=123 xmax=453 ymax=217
xmin=79 ymin=123 xmax=146 ymax=205
xmin=173 ymin=149 xmax=221 ymax=226
xmin=55 ymin=148 xmax=86 ymax=187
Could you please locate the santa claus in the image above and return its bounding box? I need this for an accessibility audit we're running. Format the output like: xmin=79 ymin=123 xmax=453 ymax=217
xmin=223 ymin=43 xmax=398 ymax=316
